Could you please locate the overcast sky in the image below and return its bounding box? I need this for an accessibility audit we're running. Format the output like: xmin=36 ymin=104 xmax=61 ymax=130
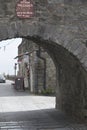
xmin=0 ymin=38 xmax=22 ymax=75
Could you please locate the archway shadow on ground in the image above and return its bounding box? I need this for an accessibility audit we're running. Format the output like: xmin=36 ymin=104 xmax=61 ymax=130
xmin=0 ymin=109 xmax=82 ymax=129
xmin=0 ymin=109 xmax=86 ymax=129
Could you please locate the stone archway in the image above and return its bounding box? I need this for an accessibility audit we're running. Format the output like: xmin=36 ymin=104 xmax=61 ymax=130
xmin=0 ymin=0 xmax=87 ymax=120
xmin=1 ymin=22 xmax=87 ymax=120
xmin=25 ymin=36 xmax=87 ymax=120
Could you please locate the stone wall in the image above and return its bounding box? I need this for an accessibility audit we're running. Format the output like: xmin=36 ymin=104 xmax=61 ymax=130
xmin=41 ymin=50 xmax=56 ymax=92
xmin=0 ymin=0 xmax=87 ymax=120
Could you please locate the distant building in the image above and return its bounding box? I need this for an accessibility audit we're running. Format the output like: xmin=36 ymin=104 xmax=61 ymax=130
xmin=17 ymin=39 xmax=56 ymax=94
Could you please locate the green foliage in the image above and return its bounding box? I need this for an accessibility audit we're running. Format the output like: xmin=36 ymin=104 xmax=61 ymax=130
xmin=41 ymin=88 xmax=55 ymax=95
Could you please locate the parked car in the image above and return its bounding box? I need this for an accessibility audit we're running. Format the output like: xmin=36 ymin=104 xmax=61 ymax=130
xmin=0 ymin=75 xmax=6 ymax=83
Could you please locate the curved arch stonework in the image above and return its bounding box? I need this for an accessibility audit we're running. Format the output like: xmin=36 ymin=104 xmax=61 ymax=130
xmin=0 ymin=0 xmax=87 ymax=120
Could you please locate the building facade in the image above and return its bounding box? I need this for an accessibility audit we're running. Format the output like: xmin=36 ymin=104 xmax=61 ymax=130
xmin=17 ymin=39 xmax=56 ymax=94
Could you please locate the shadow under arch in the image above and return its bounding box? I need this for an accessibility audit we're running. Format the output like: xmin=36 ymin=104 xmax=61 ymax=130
xmin=23 ymin=36 xmax=87 ymax=121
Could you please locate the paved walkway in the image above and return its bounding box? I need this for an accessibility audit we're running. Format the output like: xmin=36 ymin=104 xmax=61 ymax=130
xmin=0 ymin=80 xmax=87 ymax=130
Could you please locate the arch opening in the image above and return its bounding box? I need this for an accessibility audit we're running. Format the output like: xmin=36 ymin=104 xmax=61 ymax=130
xmin=0 ymin=34 xmax=87 ymax=120
xmin=0 ymin=0 xmax=87 ymax=122
xmin=0 ymin=23 xmax=87 ymax=120
xmin=0 ymin=37 xmax=56 ymax=113
xmin=25 ymin=36 xmax=87 ymax=120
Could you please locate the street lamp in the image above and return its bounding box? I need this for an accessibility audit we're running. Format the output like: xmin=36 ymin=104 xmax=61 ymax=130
xmin=14 ymin=63 xmax=17 ymax=77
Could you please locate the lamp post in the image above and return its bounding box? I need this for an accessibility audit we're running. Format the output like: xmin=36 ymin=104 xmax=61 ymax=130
xmin=14 ymin=63 xmax=17 ymax=77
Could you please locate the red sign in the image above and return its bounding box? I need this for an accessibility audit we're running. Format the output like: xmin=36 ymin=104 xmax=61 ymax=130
xmin=16 ymin=0 xmax=34 ymax=18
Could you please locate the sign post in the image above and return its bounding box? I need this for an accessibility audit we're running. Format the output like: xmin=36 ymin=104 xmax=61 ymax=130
xmin=16 ymin=0 xmax=34 ymax=19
